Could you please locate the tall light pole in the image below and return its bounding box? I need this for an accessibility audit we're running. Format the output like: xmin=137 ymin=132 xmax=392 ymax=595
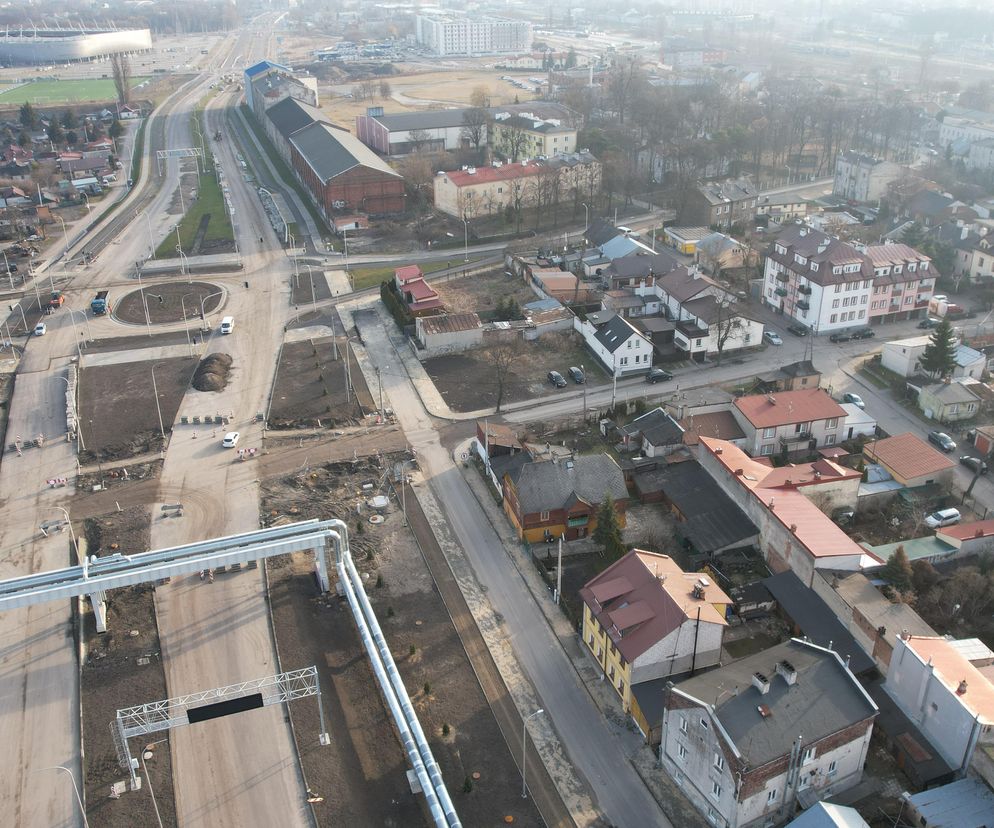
xmin=582 ymin=201 xmax=589 ymax=231
xmin=53 ymin=507 xmax=81 ymax=565
xmin=150 ymin=363 xmax=166 ymax=442
xmin=199 ymin=290 xmax=224 ymax=330
xmin=9 ymin=302 xmax=28 ymax=332
xmin=136 ymin=264 xmax=152 ymax=337
xmin=175 ymin=243 xmax=190 ymax=277
xmin=375 ymin=366 xmax=383 ymax=414
xmin=138 ymin=210 xmax=155 ymax=258
xmin=140 ymin=738 xmax=169 ymax=828
xmin=462 ymin=214 xmax=469 ymax=263
xmin=55 ymin=214 xmax=70 ymax=280
xmin=305 ymin=264 xmax=317 ymax=312
xmin=33 ymin=766 xmax=89 ymax=828
xmin=180 ymin=293 xmax=196 ymax=353
xmin=611 ymin=351 xmax=618 ymax=410
xmin=581 ymin=363 xmax=587 ymax=420
xmin=66 ymin=308 xmax=93 ymax=342
xmin=521 ymin=708 xmax=545 ymax=799
xmin=2 ymin=250 xmax=14 ymax=291
xmin=64 ymin=313 xmax=84 ymax=360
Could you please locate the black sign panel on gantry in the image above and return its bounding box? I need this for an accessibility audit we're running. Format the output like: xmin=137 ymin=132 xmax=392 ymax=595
xmin=187 ymin=693 xmax=265 ymax=724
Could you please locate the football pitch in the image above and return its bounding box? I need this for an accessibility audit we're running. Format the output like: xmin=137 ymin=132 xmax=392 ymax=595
xmin=0 ymin=77 xmax=149 ymax=105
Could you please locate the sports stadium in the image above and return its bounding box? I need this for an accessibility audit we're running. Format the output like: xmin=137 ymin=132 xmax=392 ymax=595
xmin=0 ymin=26 xmax=152 ymax=65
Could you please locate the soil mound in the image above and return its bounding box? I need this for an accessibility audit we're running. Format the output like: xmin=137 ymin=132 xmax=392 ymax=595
xmin=192 ymin=353 xmax=233 ymax=392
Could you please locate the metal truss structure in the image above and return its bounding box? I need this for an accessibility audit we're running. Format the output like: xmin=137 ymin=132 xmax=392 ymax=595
xmin=155 ymin=147 xmax=204 ymax=175
xmin=112 ymin=667 xmax=325 ymax=787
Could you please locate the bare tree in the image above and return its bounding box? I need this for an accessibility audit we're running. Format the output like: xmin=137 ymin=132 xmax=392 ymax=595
xmin=497 ymin=124 xmax=530 ymax=162
xmin=406 ymin=129 xmax=433 ymax=153
xmin=111 ymin=53 xmax=132 ymax=107
xmin=461 ymin=107 xmax=489 ymax=153
xmin=485 ymin=342 xmax=519 ymax=413
xmin=710 ymin=295 xmax=744 ymax=367
xmin=470 ymin=85 xmax=491 ymax=109
xmin=379 ymin=80 xmax=392 ymax=100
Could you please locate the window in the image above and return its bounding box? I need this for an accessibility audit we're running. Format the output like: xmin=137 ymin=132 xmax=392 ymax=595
xmin=761 ymin=444 xmax=774 ymax=456
xmin=763 ymin=427 xmax=776 ymax=438
xmin=679 ymin=717 xmax=688 ymax=734
xmin=859 ymin=310 xmax=866 ymax=318
xmin=619 ymin=356 xmax=628 ymax=366
xmin=618 ymin=680 xmax=625 ymax=696
xmin=802 ymin=747 xmax=815 ymax=765
xmin=678 ymin=743 xmax=688 ymax=761
xmin=497 ymin=187 xmax=503 ymax=193
xmin=861 ymin=295 xmax=867 ymax=304
xmin=695 ymin=338 xmax=703 ymax=347
xmin=832 ymin=299 xmax=840 ymax=309
xmin=714 ymin=753 xmax=725 ymax=772
xmin=834 ymin=284 xmax=842 ymax=293
xmin=627 ymin=340 xmax=632 ymax=349
xmin=540 ymin=510 xmax=550 ymax=521
xmin=708 ymin=808 xmax=719 ymax=825
xmin=635 ymin=339 xmax=640 ymax=348
xmin=826 ymin=418 xmax=838 ymax=429
xmin=711 ymin=781 xmax=722 ymax=800
xmin=767 ymin=789 xmax=778 ymax=804
xmin=675 ymin=771 xmax=684 ymax=787
xmin=634 ymin=354 xmax=640 ymax=364
xmin=700 ymin=718 xmax=709 ymax=730
xmin=830 ymin=314 xmax=837 ymax=323
xmin=828 ymin=760 xmax=837 ymax=777
xmin=825 ymin=434 xmax=836 ymax=445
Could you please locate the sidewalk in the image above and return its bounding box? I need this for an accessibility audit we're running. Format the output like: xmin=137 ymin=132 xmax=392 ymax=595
xmin=455 ymin=441 xmax=707 ymax=828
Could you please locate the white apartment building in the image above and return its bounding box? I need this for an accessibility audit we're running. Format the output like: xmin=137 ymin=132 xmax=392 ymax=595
xmin=763 ymin=225 xmax=874 ymax=333
xmin=833 ymin=151 xmax=904 ymax=204
xmin=415 ymin=15 xmax=532 ymax=56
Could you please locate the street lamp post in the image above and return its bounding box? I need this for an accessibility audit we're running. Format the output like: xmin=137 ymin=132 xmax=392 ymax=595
xmin=2 ymin=250 xmax=14 ymax=290
xmin=375 ymin=366 xmax=383 ymax=414
xmin=175 ymin=244 xmax=190 ymax=278
xmin=150 ymin=363 xmax=166 ymax=442
xmin=55 ymin=214 xmax=70 ymax=281
xmin=64 ymin=313 xmax=83 ymax=360
xmin=581 ymin=363 xmax=587 ymax=421
xmin=66 ymin=308 xmax=93 ymax=343
xmin=140 ymin=738 xmax=169 ymax=828
xmin=136 ymin=265 xmax=153 ymax=337
xmin=199 ymin=290 xmax=224 ymax=333
xmin=80 ymin=192 xmax=90 ymax=212
xmin=9 ymin=302 xmax=28 ymax=333
xmin=582 ymin=201 xmax=589 ymax=231
xmin=138 ymin=210 xmax=155 ymax=259
xmin=53 ymin=506 xmax=81 ymax=565
xmin=521 ymin=708 xmax=545 ymax=799
xmin=462 ymin=214 xmax=469 ymax=263
xmin=33 ymin=766 xmax=89 ymax=828
xmin=180 ymin=293 xmax=196 ymax=353
xmin=305 ymin=264 xmax=317 ymax=313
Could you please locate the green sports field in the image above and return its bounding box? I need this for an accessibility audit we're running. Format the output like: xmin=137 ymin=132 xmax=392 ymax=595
xmin=0 ymin=77 xmax=149 ymax=105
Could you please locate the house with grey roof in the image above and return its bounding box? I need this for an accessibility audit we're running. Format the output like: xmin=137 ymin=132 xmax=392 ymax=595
xmin=501 ymin=453 xmax=628 ymax=542
xmin=917 ymin=379 xmax=982 ymax=424
xmin=681 ymin=176 xmax=758 ymax=229
xmin=577 ymin=313 xmax=654 ymax=378
xmin=287 ymin=122 xmax=405 ymax=217
xmin=616 ymin=407 xmax=684 ymax=456
xmin=657 ymin=638 xmax=877 ymax=828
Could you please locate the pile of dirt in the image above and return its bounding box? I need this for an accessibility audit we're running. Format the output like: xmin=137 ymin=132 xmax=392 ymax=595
xmin=192 ymin=353 xmax=232 ymax=392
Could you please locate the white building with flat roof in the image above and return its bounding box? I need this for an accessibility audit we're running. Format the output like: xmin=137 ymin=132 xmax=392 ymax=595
xmin=415 ymin=14 xmax=532 ymax=56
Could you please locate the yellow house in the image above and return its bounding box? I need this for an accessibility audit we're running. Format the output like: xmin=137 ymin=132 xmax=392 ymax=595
xmin=579 ymin=550 xmax=730 ymax=716
xmin=491 ymin=114 xmax=577 ymax=161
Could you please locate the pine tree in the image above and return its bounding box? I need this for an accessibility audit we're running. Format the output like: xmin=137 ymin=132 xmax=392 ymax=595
xmin=19 ymin=102 xmax=36 ymax=129
xmin=108 ymin=118 xmax=124 ymax=140
xmin=881 ymin=546 xmax=914 ymax=593
xmin=592 ymin=495 xmax=626 ymax=561
xmin=919 ymin=318 xmax=958 ymax=378
xmin=901 ymin=221 xmax=927 ymax=249
xmin=46 ymin=119 xmax=64 ymax=146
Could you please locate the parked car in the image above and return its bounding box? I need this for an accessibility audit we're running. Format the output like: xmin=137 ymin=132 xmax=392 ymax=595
xmin=763 ymin=330 xmax=783 ymax=346
xmin=925 ymin=507 xmax=961 ymax=529
xmin=918 ymin=317 xmax=940 ymax=329
xmin=842 ymin=392 xmax=865 ymax=409
xmin=221 ymin=431 xmax=240 ymax=448
xmin=547 ymin=370 xmax=567 ymax=388
xmin=567 ymin=366 xmax=585 ymax=384
xmin=851 ymin=328 xmax=876 ymax=340
xmin=927 ymin=430 xmax=957 ymax=452
xmin=829 ymin=332 xmax=852 ymax=343
xmin=786 ymin=323 xmax=809 ymax=337
xmin=960 ymin=456 xmax=988 ymax=474
xmin=33 ymin=322 xmax=46 ymax=336
xmin=646 ymin=367 xmax=673 ymax=384
xmin=832 ymin=506 xmax=855 ymax=526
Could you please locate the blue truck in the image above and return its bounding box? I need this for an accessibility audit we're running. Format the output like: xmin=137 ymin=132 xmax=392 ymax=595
xmin=91 ymin=290 xmax=110 ymax=315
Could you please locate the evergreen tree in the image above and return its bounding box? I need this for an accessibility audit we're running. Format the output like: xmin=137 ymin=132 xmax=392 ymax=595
xmin=16 ymin=130 xmax=30 ymax=148
xmin=46 ymin=119 xmax=64 ymax=146
xmin=108 ymin=118 xmax=124 ymax=140
xmin=592 ymin=495 xmax=626 ymax=561
xmin=881 ymin=546 xmax=914 ymax=593
xmin=61 ymin=109 xmax=77 ymax=129
xmin=901 ymin=221 xmax=926 ymax=249
xmin=919 ymin=318 xmax=958 ymax=378
xmin=19 ymin=102 xmax=36 ymax=129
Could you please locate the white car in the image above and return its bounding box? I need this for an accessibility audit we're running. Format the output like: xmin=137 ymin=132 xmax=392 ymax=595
xmin=763 ymin=330 xmax=783 ymax=346
xmin=33 ymin=322 xmax=46 ymax=336
xmin=842 ymin=392 xmax=865 ymax=409
xmin=221 ymin=431 xmax=240 ymax=448
xmin=925 ymin=507 xmax=961 ymax=529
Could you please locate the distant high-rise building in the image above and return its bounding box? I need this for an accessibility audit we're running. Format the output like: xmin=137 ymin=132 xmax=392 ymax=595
xmin=415 ymin=14 xmax=532 ymax=57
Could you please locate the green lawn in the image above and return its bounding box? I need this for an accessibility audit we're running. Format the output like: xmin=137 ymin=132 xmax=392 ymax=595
xmin=350 ymin=259 xmax=483 ymax=292
xmin=155 ymin=169 xmax=233 ymax=257
xmin=0 ymin=77 xmax=149 ymax=105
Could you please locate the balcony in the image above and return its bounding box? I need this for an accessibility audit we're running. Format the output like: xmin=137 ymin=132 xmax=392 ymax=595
xmin=775 ymin=287 xmax=788 ymax=297
xmin=780 ymin=433 xmax=813 ymax=446
xmin=775 ymin=272 xmax=790 ymax=283
xmin=798 ymin=285 xmax=812 ymax=295
xmin=797 ymin=300 xmax=810 ymax=310
xmin=915 ymin=299 xmax=930 ymax=308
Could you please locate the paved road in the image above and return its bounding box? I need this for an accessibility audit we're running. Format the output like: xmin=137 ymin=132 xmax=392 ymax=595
xmin=354 ymin=303 xmax=669 ymax=828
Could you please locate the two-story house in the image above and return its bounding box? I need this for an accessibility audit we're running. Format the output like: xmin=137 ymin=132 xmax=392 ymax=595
xmin=954 ymin=228 xmax=994 ymax=284
xmin=580 ymin=550 xmax=730 ymax=714
xmin=658 ymin=638 xmax=878 ymax=828
xmin=886 ymin=635 xmax=994 ymax=777
xmin=577 ymin=314 xmax=655 ymax=377
xmin=832 ymin=151 xmax=904 ymax=204
xmin=501 ymin=453 xmax=628 ymax=542
xmin=864 ymin=243 xmax=934 ymax=323
xmin=491 ymin=113 xmax=577 ymax=160
xmin=682 ymin=177 xmax=758 ymax=229
xmin=762 ymin=225 xmax=874 ymax=333
xmin=731 ymin=388 xmax=848 ymax=457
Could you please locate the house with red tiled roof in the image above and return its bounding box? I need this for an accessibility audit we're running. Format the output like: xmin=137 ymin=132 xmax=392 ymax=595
xmin=580 ymin=550 xmax=730 ymax=712
xmin=696 ymin=437 xmax=876 ymax=586
xmin=886 ymin=635 xmax=994 ymax=776
xmin=863 ymin=433 xmax=956 ymax=489
xmin=935 ymin=519 xmax=994 ymax=557
xmin=731 ymin=388 xmax=847 ymax=457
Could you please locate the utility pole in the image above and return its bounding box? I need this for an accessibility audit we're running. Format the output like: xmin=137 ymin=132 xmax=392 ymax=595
xmin=555 ymin=536 xmax=563 ymax=605
xmin=376 ymin=366 xmax=383 ymax=414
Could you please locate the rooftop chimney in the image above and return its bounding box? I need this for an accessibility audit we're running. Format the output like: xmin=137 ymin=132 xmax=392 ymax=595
xmin=957 ymin=680 xmax=968 ymax=695
xmin=752 ymin=672 xmax=771 ymax=695
xmin=775 ymin=660 xmax=798 ymax=686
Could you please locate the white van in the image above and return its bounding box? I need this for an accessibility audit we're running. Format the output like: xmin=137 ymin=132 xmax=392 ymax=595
xmin=925 ymin=507 xmax=961 ymax=529
xmin=220 ymin=316 xmax=234 ymax=334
